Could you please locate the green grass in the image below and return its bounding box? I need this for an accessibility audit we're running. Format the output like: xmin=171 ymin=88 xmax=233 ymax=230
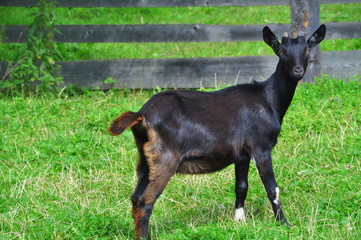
xmin=0 ymin=5 xmax=360 ymax=238
xmin=1 ymin=4 xmax=361 ymax=61
xmin=0 ymin=78 xmax=360 ymax=239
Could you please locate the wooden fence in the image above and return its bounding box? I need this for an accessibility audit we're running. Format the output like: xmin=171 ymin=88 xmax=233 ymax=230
xmin=1 ymin=0 xmax=360 ymax=89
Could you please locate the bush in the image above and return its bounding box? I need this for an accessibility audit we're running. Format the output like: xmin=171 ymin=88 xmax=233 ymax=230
xmin=1 ymin=0 xmax=63 ymax=94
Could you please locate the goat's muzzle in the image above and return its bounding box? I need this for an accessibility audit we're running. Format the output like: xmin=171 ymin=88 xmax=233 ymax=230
xmin=292 ymin=65 xmax=304 ymax=79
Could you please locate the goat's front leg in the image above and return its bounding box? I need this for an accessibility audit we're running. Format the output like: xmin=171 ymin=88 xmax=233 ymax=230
xmin=254 ymin=152 xmax=288 ymax=225
xmin=234 ymin=156 xmax=251 ymax=222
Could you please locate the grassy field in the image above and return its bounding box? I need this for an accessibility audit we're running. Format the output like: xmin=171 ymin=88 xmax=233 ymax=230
xmin=0 ymin=3 xmax=360 ymax=239
xmin=0 ymin=78 xmax=360 ymax=239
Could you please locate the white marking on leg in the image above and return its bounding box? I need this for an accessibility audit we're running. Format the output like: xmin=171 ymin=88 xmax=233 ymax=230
xmin=234 ymin=207 xmax=246 ymax=222
xmin=273 ymin=187 xmax=280 ymax=205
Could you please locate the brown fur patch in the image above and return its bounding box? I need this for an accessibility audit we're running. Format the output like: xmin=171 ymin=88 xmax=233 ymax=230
xmin=177 ymin=151 xmax=232 ymax=174
xmin=176 ymin=152 xmax=210 ymax=174
xmin=143 ymin=129 xmax=160 ymax=160
xmin=143 ymin=128 xmax=163 ymax=182
xmin=132 ymin=207 xmax=146 ymax=238
xmin=142 ymin=127 xmax=179 ymax=203
xmin=177 ymin=160 xmax=214 ymax=174
xmin=108 ymin=111 xmax=143 ymax=135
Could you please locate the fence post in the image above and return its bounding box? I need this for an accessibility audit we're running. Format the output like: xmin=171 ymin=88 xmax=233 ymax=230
xmin=290 ymin=0 xmax=321 ymax=82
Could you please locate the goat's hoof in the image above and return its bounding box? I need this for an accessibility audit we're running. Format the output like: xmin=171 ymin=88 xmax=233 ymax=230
xmin=280 ymin=218 xmax=291 ymax=227
xmin=234 ymin=208 xmax=246 ymax=222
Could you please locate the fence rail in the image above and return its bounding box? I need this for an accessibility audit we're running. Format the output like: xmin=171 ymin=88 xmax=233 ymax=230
xmin=3 ymin=50 xmax=359 ymax=89
xmin=47 ymin=51 xmax=361 ymax=89
xmin=1 ymin=0 xmax=360 ymax=88
xmin=3 ymin=22 xmax=361 ymax=43
xmin=1 ymin=0 xmax=360 ymax=7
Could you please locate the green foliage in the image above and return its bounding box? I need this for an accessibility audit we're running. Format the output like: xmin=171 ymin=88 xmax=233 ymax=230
xmin=1 ymin=0 xmax=62 ymax=94
xmin=0 ymin=78 xmax=360 ymax=239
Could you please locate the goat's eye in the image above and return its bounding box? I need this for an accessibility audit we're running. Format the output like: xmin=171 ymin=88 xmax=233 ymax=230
xmin=278 ymin=50 xmax=285 ymax=56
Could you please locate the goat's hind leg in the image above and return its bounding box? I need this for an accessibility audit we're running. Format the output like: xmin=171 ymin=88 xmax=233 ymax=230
xmin=234 ymin=155 xmax=251 ymax=222
xmin=254 ymin=152 xmax=288 ymax=225
xmin=131 ymin=155 xmax=151 ymax=239
xmin=132 ymin=152 xmax=178 ymax=239
xmin=130 ymin=126 xmax=153 ymax=239
xmin=131 ymin=126 xmax=150 ymax=212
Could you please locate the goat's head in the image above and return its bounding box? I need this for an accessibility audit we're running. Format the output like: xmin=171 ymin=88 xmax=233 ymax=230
xmin=263 ymin=24 xmax=326 ymax=81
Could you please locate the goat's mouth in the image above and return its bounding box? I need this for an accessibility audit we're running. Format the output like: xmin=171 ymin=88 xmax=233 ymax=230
xmin=291 ymin=72 xmax=305 ymax=81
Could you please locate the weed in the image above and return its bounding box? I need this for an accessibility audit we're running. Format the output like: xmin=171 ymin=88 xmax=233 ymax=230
xmin=1 ymin=0 xmax=63 ymax=95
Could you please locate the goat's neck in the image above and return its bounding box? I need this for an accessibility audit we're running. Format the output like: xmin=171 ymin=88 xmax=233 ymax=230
xmin=267 ymin=62 xmax=299 ymax=122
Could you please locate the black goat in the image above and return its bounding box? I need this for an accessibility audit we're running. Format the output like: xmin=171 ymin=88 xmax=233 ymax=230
xmin=109 ymin=25 xmax=326 ymax=239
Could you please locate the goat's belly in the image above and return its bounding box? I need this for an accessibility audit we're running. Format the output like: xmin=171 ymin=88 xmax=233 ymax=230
xmin=176 ymin=154 xmax=233 ymax=174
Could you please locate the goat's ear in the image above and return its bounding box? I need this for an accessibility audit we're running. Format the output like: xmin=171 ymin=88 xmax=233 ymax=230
xmin=263 ymin=26 xmax=280 ymax=54
xmin=307 ymin=24 xmax=326 ymax=49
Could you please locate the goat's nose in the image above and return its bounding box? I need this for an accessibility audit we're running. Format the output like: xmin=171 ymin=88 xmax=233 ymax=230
xmin=293 ymin=65 xmax=304 ymax=75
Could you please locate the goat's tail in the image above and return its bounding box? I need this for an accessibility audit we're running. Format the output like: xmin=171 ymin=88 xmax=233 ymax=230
xmin=108 ymin=111 xmax=143 ymax=136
